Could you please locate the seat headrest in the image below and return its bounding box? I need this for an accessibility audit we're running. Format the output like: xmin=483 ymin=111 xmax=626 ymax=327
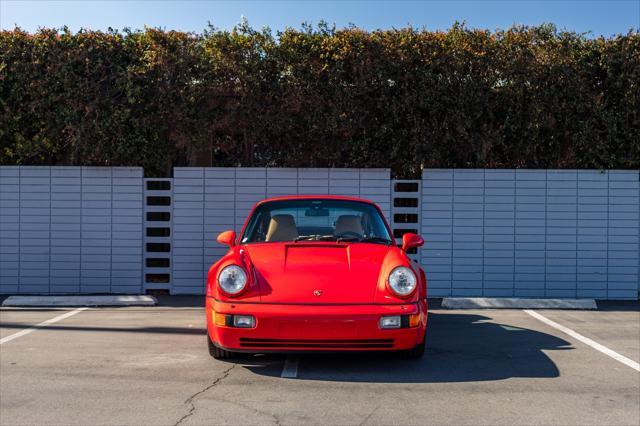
xmin=265 ymin=214 xmax=299 ymax=242
xmin=334 ymin=215 xmax=364 ymax=236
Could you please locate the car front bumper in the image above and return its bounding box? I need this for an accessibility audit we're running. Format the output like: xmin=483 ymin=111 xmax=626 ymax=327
xmin=206 ymin=297 xmax=427 ymax=352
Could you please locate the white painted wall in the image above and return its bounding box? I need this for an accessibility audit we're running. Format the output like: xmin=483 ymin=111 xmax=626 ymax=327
xmin=1 ymin=166 xmax=638 ymax=299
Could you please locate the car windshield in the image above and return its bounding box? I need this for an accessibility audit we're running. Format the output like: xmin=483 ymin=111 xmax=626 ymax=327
xmin=241 ymin=199 xmax=393 ymax=244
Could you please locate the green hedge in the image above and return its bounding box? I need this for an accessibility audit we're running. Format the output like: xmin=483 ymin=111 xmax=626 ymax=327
xmin=1 ymin=23 xmax=638 ymax=177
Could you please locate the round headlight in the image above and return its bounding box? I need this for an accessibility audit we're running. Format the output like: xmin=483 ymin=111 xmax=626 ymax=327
xmin=218 ymin=265 xmax=248 ymax=295
xmin=388 ymin=266 xmax=417 ymax=296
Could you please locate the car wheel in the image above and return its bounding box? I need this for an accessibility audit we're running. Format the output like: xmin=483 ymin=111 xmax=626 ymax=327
xmin=399 ymin=334 xmax=426 ymax=359
xmin=207 ymin=336 xmax=234 ymax=359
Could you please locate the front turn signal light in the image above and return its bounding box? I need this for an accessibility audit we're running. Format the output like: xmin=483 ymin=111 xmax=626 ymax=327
xmin=214 ymin=311 xmax=228 ymax=326
xmin=409 ymin=313 xmax=421 ymax=328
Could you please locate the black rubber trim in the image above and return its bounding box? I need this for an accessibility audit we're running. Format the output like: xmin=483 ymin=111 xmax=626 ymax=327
xmin=238 ymin=338 xmax=395 ymax=349
xmin=224 ymin=314 xmax=234 ymax=327
xmin=240 ymin=338 xmax=393 ymax=343
xmin=400 ymin=315 xmax=410 ymax=328
xmin=211 ymin=340 xmax=400 ymax=354
xmin=240 ymin=343 xmax=394 ymax=348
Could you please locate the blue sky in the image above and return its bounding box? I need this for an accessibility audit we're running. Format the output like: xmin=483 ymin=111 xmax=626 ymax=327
xmin=1 ymin=1 xmax=638 ymax=36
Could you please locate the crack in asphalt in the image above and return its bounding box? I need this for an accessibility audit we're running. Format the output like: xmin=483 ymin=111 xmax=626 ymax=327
xmin=359 ymin=405 xmax=379 ymax=426
xmin=174 ymin=364 xmax=237 ymax=426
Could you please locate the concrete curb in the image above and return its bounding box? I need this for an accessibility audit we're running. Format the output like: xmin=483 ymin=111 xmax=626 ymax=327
xmin=1 ymin=295 xmax=158 ymax=307
xmin=441 ymin=297 xmax=597 ymax=310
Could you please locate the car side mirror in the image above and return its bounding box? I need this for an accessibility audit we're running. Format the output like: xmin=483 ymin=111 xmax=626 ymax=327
xmin=401 ymin=233 xmax=424 ymax=253
xmin=217 ymin=230 xmax=236 ymax=247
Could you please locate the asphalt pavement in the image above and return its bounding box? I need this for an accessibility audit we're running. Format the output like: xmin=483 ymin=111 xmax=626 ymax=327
xmin=0 ymin=299 xmax=638 ymax=425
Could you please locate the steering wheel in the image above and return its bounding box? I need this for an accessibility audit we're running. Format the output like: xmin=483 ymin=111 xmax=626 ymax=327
xmin=334 ymin=231 xmax=362 ymax=239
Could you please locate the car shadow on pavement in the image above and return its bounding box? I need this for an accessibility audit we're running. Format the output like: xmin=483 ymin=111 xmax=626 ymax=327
xmin=243 ymin=312 xmax=572 ymax=383
xmin=0 ymin=322 xmax=207 ymax=335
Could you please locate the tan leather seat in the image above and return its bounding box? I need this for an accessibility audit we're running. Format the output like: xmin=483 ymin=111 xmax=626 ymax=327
xmin=265 ymin=214 xmax=299 ymax=242
xmin=334 ymin=215 xmax=364 ymax=236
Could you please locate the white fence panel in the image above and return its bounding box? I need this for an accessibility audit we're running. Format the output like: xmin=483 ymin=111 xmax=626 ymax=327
xmin=111 ymin=168 xmax=144 ymax=294
xmin=171 ymin=168 xmax=204 ymax=295
xmin=0 ymin=166 xmax=143 ymax=294
xmin=483 ymin=170 xmax=515 ymax=297
xmin=171 ymin=167 xmax=392 ymax=295
xmin=19 ymin=166 xmax=51 ymax=293
xmin=607 ymin=171 xmax=640 ymax=299
xmin=0 ymin=167 xmax=20 ymax=294
xmin=514 ymin=170 xmax=547 ymax=297
xmin=50 ymin=167 xmax=81 ymax=293
xmin=422 ymin=169 xmax=640 ymax=299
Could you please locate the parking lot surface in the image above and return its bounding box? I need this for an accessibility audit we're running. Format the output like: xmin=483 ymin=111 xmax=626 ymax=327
xmin=1 ymin=299 xmax=638 ymax=425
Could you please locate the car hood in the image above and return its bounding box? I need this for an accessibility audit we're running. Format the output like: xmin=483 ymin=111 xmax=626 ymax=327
xmin=242 ymin=242 xmax=392 ymax=304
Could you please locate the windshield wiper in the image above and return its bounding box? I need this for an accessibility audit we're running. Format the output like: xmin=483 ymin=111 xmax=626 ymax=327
xmin=315 ymin=235 xmax=339 ymax=241
xmin=294 ymin=235 xmax=391 ymax=244
xmin=293 ymin=235 xmax=337 ymax=242
xmin=335 ymin=235 xmax=361 ymax=242
xmin=360 ymin=237 xmax=393 ymax=245
xmin=335 ymin=236 xmax=393 ymax=244
xmin=293 ymin=235 xmax=317 ymax=242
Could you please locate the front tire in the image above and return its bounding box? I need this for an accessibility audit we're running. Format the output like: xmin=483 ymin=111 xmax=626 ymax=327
xmin=207 ymin=335 xmax=234 ymax=359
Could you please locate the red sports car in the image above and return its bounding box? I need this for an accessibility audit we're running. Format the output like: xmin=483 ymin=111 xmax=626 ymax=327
xmin=205 ymin=195 xmax=427 ymax=359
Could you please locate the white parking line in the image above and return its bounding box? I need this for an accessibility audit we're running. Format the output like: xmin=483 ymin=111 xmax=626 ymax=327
xmin=524 ymin=309 xmax=640 ymax=372
xmin=281 ymin=356 xmax=299 ymax=378
xmin=0 ymin=308 xmax=88 ymax=345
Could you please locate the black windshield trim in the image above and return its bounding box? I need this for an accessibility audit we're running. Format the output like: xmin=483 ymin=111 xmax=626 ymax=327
xmin=240 ymin=198 xmax=392 ymax=244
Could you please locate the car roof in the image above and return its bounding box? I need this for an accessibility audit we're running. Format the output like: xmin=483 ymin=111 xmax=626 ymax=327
xmin=255 ymin=195 xmax=376 ymax=206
